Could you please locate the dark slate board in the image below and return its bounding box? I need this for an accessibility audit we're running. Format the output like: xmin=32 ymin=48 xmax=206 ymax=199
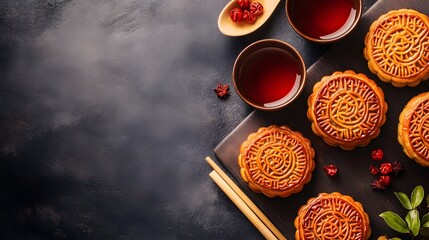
xmin=214 ymin=0 xmax=429 ymax=239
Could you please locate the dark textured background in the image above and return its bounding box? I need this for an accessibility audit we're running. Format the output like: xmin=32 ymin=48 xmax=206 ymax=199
xmin=1 ymin=0 xmax=377 ymax=239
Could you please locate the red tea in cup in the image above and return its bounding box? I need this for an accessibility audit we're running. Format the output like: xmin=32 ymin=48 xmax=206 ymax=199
xmin=233 ymin=39 xmax=306 ymax=111
xmin=238 ymin=47 xmax=302 ymax=108
xmin=287 ymin=0 xmax=361 ymax=42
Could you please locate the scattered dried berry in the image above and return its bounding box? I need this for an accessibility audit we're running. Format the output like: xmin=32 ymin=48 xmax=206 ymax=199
xmin=249 ymin=2 xmax=263 ymax=16
xmin=391 ymin=161 xmax=403 ymax=175
xmin=371 ymin=149 xmax=384 ymax=161
xmin=323 ymin=164 xmax=338 ymax=177
xmin=237 ymin=0 xmax=250 ymax=8
xmin=369 ymin=164 xmax=379 ymax=175
xmin=214 ymin=83 xmax=230 ymax=98
xmin=368 ymin=149 xmax=404 ymax=191
xmin=371 ymin=180 xmax=386 ymax=190
xmin=379 ymin=175 xmax=391 ymax=186
xmin=243 ymin=10 xmax=256 ymax=23
xmin=230 ymin=8 xmax=243 ymax=22
xmin=230 ymin=0 xmax=263 ymax=24
xmin=379 ymin=162 xmax=393 ymax=175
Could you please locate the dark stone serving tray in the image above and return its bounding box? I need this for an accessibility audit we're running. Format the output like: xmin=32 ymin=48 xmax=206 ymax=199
xmin=214 ymin=0 xmax=429 ymax=238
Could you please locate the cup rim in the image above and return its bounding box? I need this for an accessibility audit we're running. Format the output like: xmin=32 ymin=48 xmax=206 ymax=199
xmin=232 ymin=39 xmax=307 ymax=111
xmin=285 ymin=0 xmax=362 ymax=44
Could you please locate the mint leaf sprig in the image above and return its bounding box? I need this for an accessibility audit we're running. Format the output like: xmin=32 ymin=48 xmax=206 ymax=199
xmin=379 ymin=185 xmax=429 ymax=240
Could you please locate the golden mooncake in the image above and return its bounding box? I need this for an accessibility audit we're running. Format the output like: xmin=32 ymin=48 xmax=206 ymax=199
xmin=238 ymin=125 xmax=315 ymax=198
xmin=307 ymin=70 xmax=388 ymax=150
xmin=398 ymin=92 xmax=429 ymax=167
xmin=295 ymin=192 xmax=371 ymax=240
xmin=364 ymin=9 xmax=429 ymax=87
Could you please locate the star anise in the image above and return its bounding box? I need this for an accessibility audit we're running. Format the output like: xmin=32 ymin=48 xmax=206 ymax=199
xmin=214 ymin=83 xmax=230 ymax=98
xmin=391 ymin=161 xmax=404 ymax=176
xmin=371 ymin=180 xmax=386 ymax=191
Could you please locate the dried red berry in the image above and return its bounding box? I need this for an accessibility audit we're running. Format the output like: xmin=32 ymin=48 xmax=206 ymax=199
xmin=230 ymin=8 xmax=243 ymax=22
xmin=371 ymin=149 xmax=384 ymax=161
xmin=243 ymin=10 xmax=256 ymax=23
xmin=250 ymin=2 xmax=264 ymax=16
xmin=237 ymin=0 xmax=250 ymax=8
xmin=369 ymin=164 xmax=379 ymax=175
xmin=214 ymin=83 xmax=230 ymax=98
xmin=323 ymin=165 xmax=338 ymax=177
xmin=367 ymin=149 xmax=401 ymax=190
xmin=379 ymin=175 xmax=391 ymax=186
xmin=391 ymin=161 xmax=404 ymax=175
xmin=371 ymin=180 xmax=386 ymax=190
xmin=379 ymin=162 xmax=393 ymax=175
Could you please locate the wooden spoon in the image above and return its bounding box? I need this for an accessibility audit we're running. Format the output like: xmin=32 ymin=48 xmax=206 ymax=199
xmin=218 ymin=0 xmax=281 ymax=37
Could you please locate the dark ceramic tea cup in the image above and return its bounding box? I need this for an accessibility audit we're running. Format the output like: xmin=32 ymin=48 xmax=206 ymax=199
xmin=285 ymin=0 xmax=362 ymax=43
xmin=232 ymin=39 xmax=306 ymax=111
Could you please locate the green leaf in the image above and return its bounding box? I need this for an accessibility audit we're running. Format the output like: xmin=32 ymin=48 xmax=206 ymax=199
xmin=394 ymin=192 xmax=412 ymax=210
xmin=411 ymin=185 xmax=424 ymax=209
xmin=405 ymin=209 xmax=420 ymax=236
xmin=423 ymin=213 xmax=429 ymax=226
xmin=390 ymin=238 xmax=402 ymax=240
xmin=379 ymin=211 xmax=410 ymax=234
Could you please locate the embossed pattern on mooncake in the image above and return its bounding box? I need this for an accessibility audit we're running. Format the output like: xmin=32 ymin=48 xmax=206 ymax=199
xmin=294 ymin=192 xmax=371 ymax=240
xmin=307 ymin=70 xmax=387 ymax=150
xmin=238 ymin=125 xmax=315 ymax=198
xmin=364 ymin=9 xmax=429 ymax=87
xmin=408 ymin=100 xmax=429 ymax=160
xmin=398 ymin=92 xmax=429 ymax=167
xmin=314 ymin=75 xmax=380 ymax=139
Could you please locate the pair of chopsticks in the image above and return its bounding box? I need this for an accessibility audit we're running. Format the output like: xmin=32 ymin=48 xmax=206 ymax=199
xmin=205 ymin=156 xmax=287 ymax=240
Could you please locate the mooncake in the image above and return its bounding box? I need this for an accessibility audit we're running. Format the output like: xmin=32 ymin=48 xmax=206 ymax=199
xmin=398 ymin=92 xmax=429 ymax=167
xmin=307 ymin=70 xmax=388 ymax=150
xmin=295 ymin=192 xmax=371 ymax=240
xmin=364 ymin=9 xmax=429 ymax=87
xmin=238 ymin=125 xmax=315 ymax=198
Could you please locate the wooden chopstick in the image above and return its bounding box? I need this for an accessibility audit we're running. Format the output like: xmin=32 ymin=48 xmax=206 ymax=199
xmin=206 ymin=156 xmax=287 ymax=240
xmin=209 ymin=171 xmax=278 ymax=240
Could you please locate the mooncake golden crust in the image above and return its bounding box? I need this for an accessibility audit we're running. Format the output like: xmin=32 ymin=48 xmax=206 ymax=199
xmin=238 ymin=125 xmax=315 ymax=198
xmin=398 ymin=92 xmax=429 ymax=167
xmin=307 ymin=70 xmax=388 ymax=150
xmin=294 ymin=192 xmax=371 ymax=240
xmin=364 ymin=9 xmax=429 ymax=87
